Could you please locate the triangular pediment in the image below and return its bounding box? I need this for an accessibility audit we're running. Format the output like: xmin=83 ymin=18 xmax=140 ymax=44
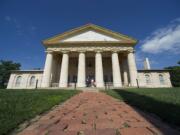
xmin=61 ymin=30 xmax=119 ymax=42
xmin=43 ymin=24 xmax=137 ymax=45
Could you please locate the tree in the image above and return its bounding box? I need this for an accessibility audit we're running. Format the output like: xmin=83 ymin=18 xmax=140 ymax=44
xmin=165 ymin=61 xmax=180 ymax=87
xmin=178 ymin=61 xmax=180 ymax=65
xmin=0 ymin=60 xmax=21 ymax=88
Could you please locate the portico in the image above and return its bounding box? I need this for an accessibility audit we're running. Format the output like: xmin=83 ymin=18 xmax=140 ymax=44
xmin=41 ymin=49 xmax=137 ymax=88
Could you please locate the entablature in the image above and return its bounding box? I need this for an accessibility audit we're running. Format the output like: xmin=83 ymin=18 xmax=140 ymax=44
xmin=46 ymin=45 xmax=134 ymax=53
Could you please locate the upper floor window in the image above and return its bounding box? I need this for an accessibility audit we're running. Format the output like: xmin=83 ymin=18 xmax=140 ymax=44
xmin=159 ymin=74 xmax=165 ymax=85
xmin=145 ymin=74 xmax=151 ymax=84
xmin=29 ymin=76 xmax=35 ymax=86
xmin=15 ymin=76 xmax=22 ymax=87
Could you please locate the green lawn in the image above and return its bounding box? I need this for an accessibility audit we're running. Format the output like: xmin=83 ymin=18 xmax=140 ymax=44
xmin=103 ymin=88 xmax=180 ymax=127
xmin=0 ymin=89 xmax=80 ymax=135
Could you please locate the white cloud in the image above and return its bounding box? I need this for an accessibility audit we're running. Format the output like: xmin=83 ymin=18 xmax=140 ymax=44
xmin=141 ymin=18 xmax=180 ymax=54
xmin=4 ymin=15 xmax=37 ymax=36
xmin=5 ymin=16 xmax=11 ymax=21
xmin=135 ymin=51 xmax=144 ymax=63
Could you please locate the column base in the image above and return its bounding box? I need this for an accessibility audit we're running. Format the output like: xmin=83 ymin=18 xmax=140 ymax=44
xmin=41 ymin=86 xmax=49 ymax=88
xmin=123 ymin=83 xmax=128 ymax=87
xmin=113 ymin=82 xmax=122 ymax=87
xmin=59 ymin=83 xmax=68 ymax=88
xmin=130 ymin=83 xmax=137 ymax=87
xmin=96 ymin=83 xmax=104 ymax=88
xmin=41 ymin=83 xmax=50 ymax=88
xmin=113 ymin=85 xmax=122 ymax=88
xmin=77 ymin=83 xmax=86 ymax=87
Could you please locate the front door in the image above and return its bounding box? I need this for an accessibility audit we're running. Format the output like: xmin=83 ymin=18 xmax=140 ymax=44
xmin=86 ymin=75 xmax=95 ymax=87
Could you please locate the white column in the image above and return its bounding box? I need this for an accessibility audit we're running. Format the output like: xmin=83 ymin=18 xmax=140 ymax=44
xmin=123 ymin=59 xmax=128 ymax=86
xmin=95 ymin=51 xmax=104 ymax=87
xmin=59 ymin=52 xmax=69 ymax=87
xmin=127 ymin=51 xmax=138 ymax=87
xmin=77 ymin=52 xmax=86 ymax=87
xmin=7 ymin=74 xmax=16 ymax=89
xmin=41 ymin=51 xmax=53 ymax=87
xmin=112 ymin=52 xmax=122 ymax=87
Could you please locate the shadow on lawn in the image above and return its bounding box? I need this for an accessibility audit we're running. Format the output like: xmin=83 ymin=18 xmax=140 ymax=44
xmin=112 ymin=89 xmax=180 ymax=134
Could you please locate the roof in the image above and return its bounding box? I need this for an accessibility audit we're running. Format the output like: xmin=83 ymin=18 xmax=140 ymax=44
xmin=42 ymin=23 xmax=138 ymax=46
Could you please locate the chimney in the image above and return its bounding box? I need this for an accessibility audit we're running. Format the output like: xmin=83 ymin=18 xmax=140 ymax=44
xmin=144 ymin=58 xmax=151 ymax=70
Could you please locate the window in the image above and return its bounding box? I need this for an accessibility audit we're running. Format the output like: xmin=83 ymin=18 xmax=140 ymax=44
xmin=145 ymin=74 xmax=151 ymax=84
xmin=29 ymin=76 xmax=35 ymax=86
xmin=15 ymin=76 xmax=22 ymax=87
xmin=159 ymin=74 xmax=165 ymax=85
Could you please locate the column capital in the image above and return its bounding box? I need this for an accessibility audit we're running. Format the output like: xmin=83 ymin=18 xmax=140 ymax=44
xmin=61 ymin=50 xmax=69 ymax=54
xmin=111 ymin=49 xmax=120 ymax=53
xmin=78 ymin=50 xmax=86 ymax=53
xmin=95 ymin=50 xmax=103 ymax=53
xmin=111 ymin=50 xmax=119 ymax=53
xmin=127 ymin=49 xmax=135 ymax=53
xmin=45 ymin=50 xmax=53 ymax=54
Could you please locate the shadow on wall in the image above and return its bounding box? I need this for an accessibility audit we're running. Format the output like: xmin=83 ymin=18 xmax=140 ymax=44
xmin=111 ymin=89 xmax=180 ymax=134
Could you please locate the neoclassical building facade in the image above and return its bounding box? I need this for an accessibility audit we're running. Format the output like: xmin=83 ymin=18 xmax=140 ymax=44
xmin=7 ymin=24 xmax=172 ymax=89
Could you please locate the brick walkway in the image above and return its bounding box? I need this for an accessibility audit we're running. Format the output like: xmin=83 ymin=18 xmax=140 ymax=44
xmin=18 ymin=92 xmax=179 ymax=135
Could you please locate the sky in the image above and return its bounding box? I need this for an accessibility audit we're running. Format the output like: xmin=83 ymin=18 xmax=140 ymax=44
xmin=0 ymin=0 xmax=180 ymax=70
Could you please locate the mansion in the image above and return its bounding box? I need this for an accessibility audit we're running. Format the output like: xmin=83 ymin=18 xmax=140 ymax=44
xmin=7 ymin=24 xmax=172 ymax=89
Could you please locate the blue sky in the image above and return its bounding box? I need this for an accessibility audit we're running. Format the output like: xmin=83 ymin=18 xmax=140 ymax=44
xmin=0 ymin=0 xmax=180 ymax=70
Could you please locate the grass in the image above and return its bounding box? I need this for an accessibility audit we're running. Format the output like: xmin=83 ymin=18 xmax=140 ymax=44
xmin=0 ymin=89 xmax=80 ymax=135
xmin=103 ymin=88 xmax=180 ymax=127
